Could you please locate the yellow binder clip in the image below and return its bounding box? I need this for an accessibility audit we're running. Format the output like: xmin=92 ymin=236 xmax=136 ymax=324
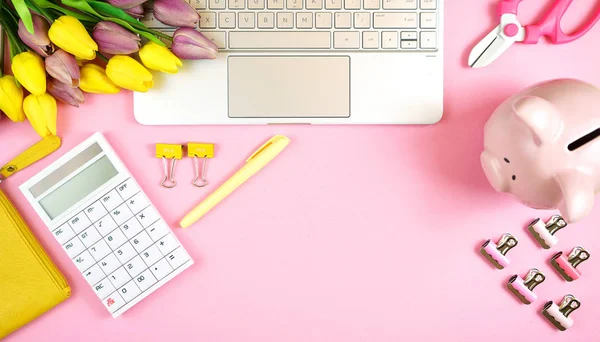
xmin=187 ymin=143 xmax=214 ymax=188
xmin=156 ymin=144 xmax=183 ymax=188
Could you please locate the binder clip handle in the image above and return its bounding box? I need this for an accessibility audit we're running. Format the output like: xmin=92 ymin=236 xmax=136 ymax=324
xmin=192 ymin=156 xmax=208 ymax=188
xmin=188 ymin=143 xmax=214 ymax=188
xmin=156 ymin=144 xmax=183 ymax=188
xmin=161 ymin=157 xmax=178 ymax=188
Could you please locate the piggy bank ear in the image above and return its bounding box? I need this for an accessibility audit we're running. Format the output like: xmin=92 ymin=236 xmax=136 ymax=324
xmin=513 ymin=96 xmax=562 ymax=145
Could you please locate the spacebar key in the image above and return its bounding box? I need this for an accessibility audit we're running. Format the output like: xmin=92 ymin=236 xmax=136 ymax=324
xmin=229 ymin=32 xmax=331 ymax=49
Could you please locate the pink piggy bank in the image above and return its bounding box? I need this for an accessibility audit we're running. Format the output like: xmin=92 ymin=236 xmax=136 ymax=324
xmin=481 ymin=79 xmax=600 ymax=223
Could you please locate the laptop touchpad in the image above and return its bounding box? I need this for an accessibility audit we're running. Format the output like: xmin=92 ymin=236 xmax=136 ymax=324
xmin=228 ymin=56 xmax=350 ymax=118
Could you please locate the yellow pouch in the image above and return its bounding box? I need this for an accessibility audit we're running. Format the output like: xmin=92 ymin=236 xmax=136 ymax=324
xmin=0 ymin=136 xmax=71 ymax=339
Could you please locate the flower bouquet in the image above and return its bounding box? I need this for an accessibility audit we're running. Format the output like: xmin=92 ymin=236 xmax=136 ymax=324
xmin=0 ymin=0 xmax=217 ymax=137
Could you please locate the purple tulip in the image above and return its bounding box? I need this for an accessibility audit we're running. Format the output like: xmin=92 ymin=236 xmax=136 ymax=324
xmin=171 ymin=28 xmax=218 ymax=60
xmin=18 ymin=15 xmax=54 ymax=57
xmin=124 ymin=5 xmax=145 ymax=18
xmin=108 ymin=0 xmax=147 ymax=9
xmin=93 ymin=21 xmax=141 ymax=55
xmin=48 ymin=78 xmax=85 ymax=108
xmin=153 ymin=0 xmax=199 ymax=28
xmin=45 ymin=49 xmax=80 ymax=87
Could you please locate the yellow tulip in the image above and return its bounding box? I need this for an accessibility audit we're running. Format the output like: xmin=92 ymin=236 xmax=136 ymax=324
xmin=80 ymin=64 xmax=121 ymax=94
xmin=11 ymin=52 xmax=46 ymax=96
xmin=0 ymin=76 xmax=26 ymax=122
xmin=106 ymin=56 xmax=153 ymax=92
xmin=139 ymin=42 xmax=182 ymax=74
xmin=49 ymin=16 xmax=98 ymax=60
xmin=23 ymin=93 xmax=57 ymax=138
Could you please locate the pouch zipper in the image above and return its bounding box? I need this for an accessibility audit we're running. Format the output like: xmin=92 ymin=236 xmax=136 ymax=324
xmin=0 ymin=191 xmax=70 ymax=297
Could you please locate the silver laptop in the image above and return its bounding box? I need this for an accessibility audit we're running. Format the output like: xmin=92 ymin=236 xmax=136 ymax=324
xmin=134 ymin=0 xmax=443 ymax=125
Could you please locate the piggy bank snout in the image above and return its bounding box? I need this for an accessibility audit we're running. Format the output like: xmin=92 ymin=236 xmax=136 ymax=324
xmin=481 ymin=151 xmax=508 ymax=193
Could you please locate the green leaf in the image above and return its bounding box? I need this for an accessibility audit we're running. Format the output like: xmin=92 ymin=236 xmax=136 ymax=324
xmin=87 ymin=1 xmax=166 ymax=45
xmin=24 ymin=0 xmax=54 ymax=22
xmin=88 ymin=1 xmax=140 ymax=27
xmin=11 ymin=0 xmax=34 ymax=34
xmin=30 ymin=0 xmax=98 ymax=22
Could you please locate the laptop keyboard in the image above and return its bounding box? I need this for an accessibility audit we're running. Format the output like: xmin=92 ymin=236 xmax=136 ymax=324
xmin=142 ymin=0 xmax=439 ymax=51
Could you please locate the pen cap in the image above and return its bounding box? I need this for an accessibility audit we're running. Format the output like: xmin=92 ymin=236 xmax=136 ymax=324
xmin=244 ymin=135 xmax=291 ymax=175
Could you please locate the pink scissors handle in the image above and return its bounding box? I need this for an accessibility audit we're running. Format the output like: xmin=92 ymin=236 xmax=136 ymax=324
xmin=520 ymin=0 xmax=600 ymax=44
xmin=498 ymin=0 xmax=522 ymax=16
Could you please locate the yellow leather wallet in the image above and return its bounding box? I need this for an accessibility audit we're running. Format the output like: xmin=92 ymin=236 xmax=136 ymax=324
xmin=0 ymin=136 xmax=71 ymax=339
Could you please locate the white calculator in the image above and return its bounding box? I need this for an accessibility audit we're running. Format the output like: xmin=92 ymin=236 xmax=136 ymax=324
xmin=20 ymin=133 xmax=193 ymax=318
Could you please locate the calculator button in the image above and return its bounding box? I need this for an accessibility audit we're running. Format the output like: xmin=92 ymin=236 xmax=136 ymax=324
xmin=137 ymin=207 xmax=159 ymax=228
xmin=93 ymin=279 xmax=116 ymax=299
xmin=140 ymin=244 xmax=163 ymax=267
xmin=125 ymin=192 xmax=149 ymax=215
xmin=156 ymin=234 xmax=180 ymax=255
xmin=124 ymin=255 xmax=147 ymax=277
xmin=107 ymin=267 xmax=132 ymax=289
xmin=114 ymin=242 xmax=137 ymax=264
xmin=89 ymin=239 xmax=112 ymax=261
xmin=105 ymin=228 xmax=127 ymax=250
xmin=132 ymin=231 xmax=153 ymax=253
xmin=118 ymin=280 xmax=142 ymax=302
xmin=84 ymin=200 xmax=108 ymax=223
xmin=63 ymin=237 xmax=85 ymax=258
xmin=134 ymin=269 xmax=158 ymax=292
xmin=147 ymin=221 xmax=170 ymax=242
xmin=110 ymin=203 xmax=134 ymax=226
xmin=99 ymin=253 xmax=121 ymax=275
xmin=79 ymin=226 xmax=102 ymax=247
xmin=150 ymin=258 xmax=174 ymax=280
xmin=68 ymin=212 xmax=92 ymax=234
xmin=116 ymin=179 xmax=140 ymax=200
xmin=83 ymin=264 xmax=106 ymax=285
xmin=103 ymin=291 xmax=126 ymax=313
xmin=52 ymin=223 xmax=75 ymax=244
xmin=101 ymin=190 xmax=122 ymax=212
xmin=165 ymin=247 xmax=190 ymax=269
xmin=121 ymin=217 xmax=144 ymax=239
xmin=95 ymin=215 xmax=118 ymax=237
xmin=73 ymin=250 xmax=95 ymax=272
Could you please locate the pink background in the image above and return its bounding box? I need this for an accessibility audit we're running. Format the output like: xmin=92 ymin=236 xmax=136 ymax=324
xmin=3 ymin=0 xmax=600 ymax=340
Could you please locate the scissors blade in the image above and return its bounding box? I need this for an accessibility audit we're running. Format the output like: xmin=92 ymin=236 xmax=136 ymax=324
xmin=468 ymin=25 xmax=516 ymax=68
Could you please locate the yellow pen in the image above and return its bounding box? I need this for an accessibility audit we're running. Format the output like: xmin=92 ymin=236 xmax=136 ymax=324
xmin=180 ymin=135 xmax=291 ymax=228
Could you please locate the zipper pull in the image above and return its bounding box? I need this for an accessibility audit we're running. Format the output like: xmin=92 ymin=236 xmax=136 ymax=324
xmin=0 ymin=136 xmax=61 ymax=183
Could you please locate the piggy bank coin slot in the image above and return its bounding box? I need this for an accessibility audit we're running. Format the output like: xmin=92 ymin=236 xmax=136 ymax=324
xmin=568 ymin=127 xmax=600 ymax=151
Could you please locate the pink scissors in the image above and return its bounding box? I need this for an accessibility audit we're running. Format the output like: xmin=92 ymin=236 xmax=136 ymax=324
xmin=468 ymin=0 xmax=600 ymax=68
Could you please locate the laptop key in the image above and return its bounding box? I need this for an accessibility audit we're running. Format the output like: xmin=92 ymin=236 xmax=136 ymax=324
xmin=238 ymin=12 xmax=256 ymax=28
xmin=315 ymin=12 xmax=332 ymax=28
xmin=229 ymin=31 xmax=331 ymax=49
xmin=334 ymin=12 xmax=352 ymax=28
xmin=362 ymin=31 xmax=379 ymax=48
xmin=382 ymin=0 xmax=417 ymax=9
xmin=202 ymin=31 xmax=227 ymax=48
xmin=353 ymin=12 xmax=370 ymax=29
xmin=199 ymin=12 xmax=217 ymax=28
xmin=277 ymin=12 xmax=294 ymax=28
xmin=363 ymin=0 xmax=379 ymax=9
xmin=208 ymin=0 xmax=226 ymax=9
xmin=229 ymin=0 xmax=245 ymax=8
xmin=373 ymin=12 xmax=417 ymax=28
xmin=268 ymin=0 xmax=285 ymax=8
xmin=333 ymin=31 xmax=359 ymax=49
xmin=325 ymin=0 xmax=342 ymax=9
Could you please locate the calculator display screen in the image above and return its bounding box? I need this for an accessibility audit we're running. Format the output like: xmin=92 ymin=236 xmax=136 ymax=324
xmin=38 ymin=155 xmax=119 ymax=219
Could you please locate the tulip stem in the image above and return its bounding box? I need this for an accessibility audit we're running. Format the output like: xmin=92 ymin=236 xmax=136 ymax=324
xmin=97 ymin=52 xmax=109 ymax=62
xmin=0 ymin=7 xmax=27 ymax=58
